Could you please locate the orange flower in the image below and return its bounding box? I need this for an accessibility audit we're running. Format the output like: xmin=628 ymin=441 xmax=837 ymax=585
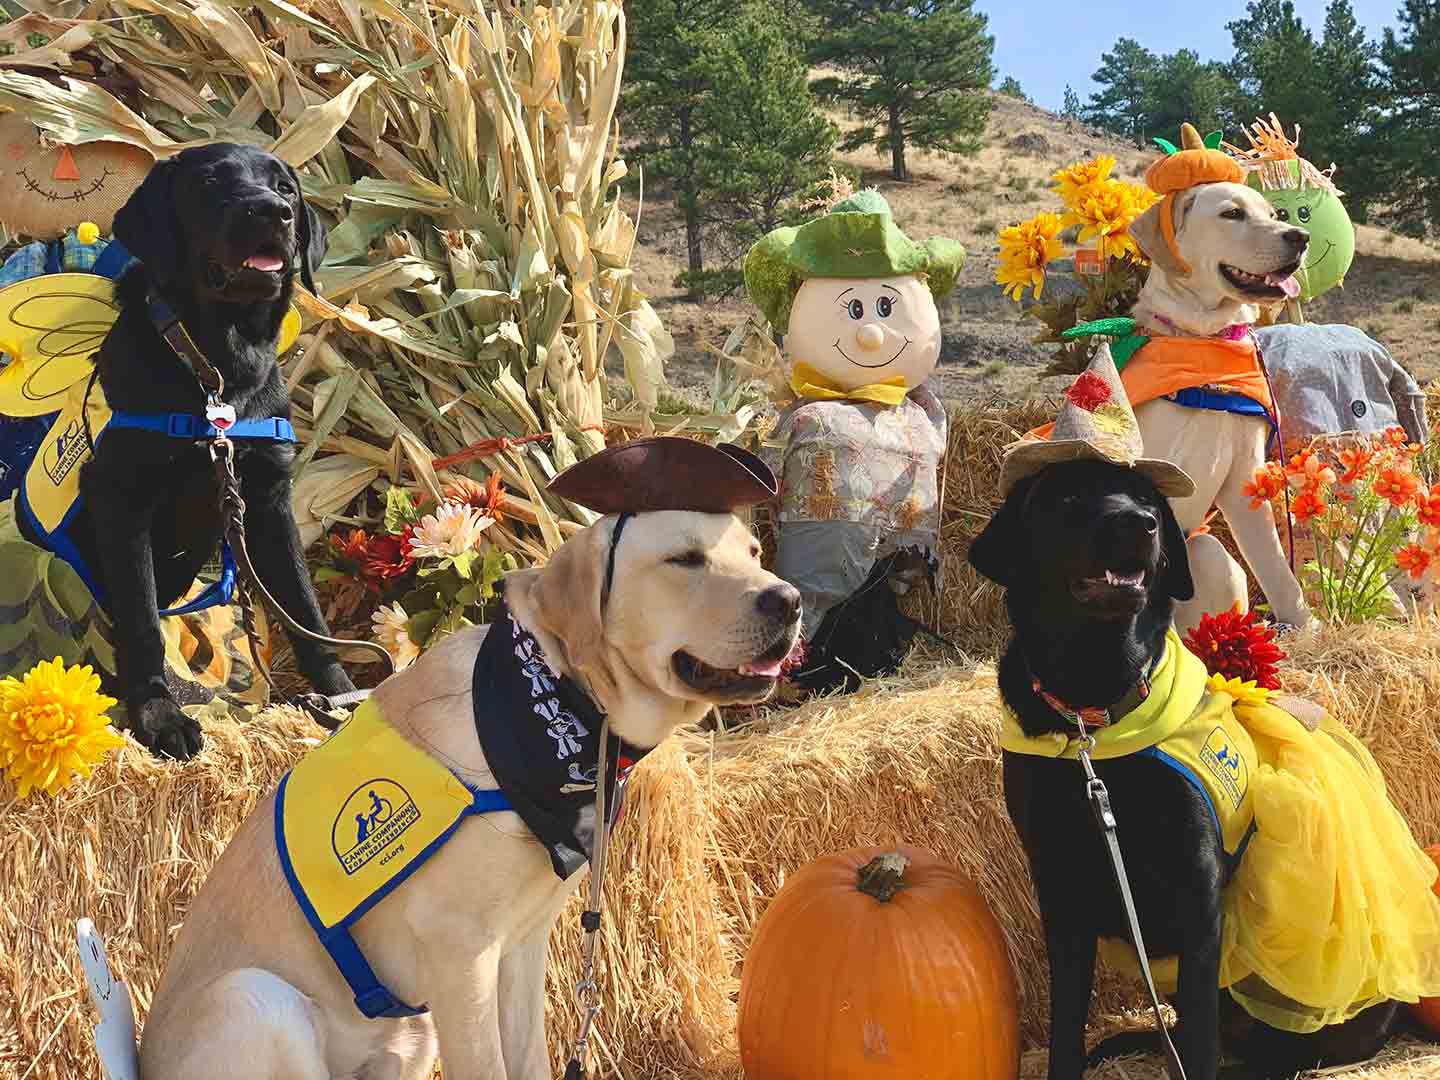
xmin=1290 ymin=487 xmax=1328 ymax=523
xmin=1396 ymin=543 xmax=1432 ymax=580
xmin=1375 ymin=466 xmax=1422 ymax=508
xmin=1417 ymin=487 xmax=1440 ymax=528
xmin=1384 ymin=426 xmax=1421 ymax=455
xmin=1242 ymin=462 xmax=1285 ymax=510
xmin=1284 ymin=448 xmax=1337 ymax=491
xmin=1338 ymin=444 xmax=1376 ymax=485
xmin=444 ymin=471 xmax=507 ymax=523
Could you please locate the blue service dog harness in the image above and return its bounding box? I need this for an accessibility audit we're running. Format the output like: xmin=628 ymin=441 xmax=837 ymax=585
xmin=274 ymin=599 xmax=645 ymax=1019
xmin=0 ymin=235 xmax=297 ymax=615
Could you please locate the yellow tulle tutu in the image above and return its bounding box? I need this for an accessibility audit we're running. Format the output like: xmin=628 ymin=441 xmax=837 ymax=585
xmin=1218 ymin=697 xmax=1440 ymax=1032
xmin=1058 ymin=638 xmax=1440 ymax=1034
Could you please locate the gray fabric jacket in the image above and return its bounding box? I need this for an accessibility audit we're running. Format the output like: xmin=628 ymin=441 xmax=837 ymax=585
xmin=1256 ymin=324 xmax=1428 ymax=448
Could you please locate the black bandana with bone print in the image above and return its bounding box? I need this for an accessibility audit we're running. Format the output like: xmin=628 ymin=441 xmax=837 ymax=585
xmin=471 ymin=598 xmax=649 ymax=879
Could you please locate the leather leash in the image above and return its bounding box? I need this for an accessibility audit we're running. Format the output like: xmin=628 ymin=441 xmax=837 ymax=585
xmin=1072 ymin=715 xmax=1188 ymax=1080
xmin=210 ymin=434 xmax=394 ymax=727
xmin=565 ymin=716 xmax=628 ymax=1080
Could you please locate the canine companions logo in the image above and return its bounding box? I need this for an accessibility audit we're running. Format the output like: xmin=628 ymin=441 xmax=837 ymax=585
xmin=332 ymin=779 xmax=420 ymax=875
xmin=43 ymin=418 xmax=86 ymax=484
xmin=1199 ymin=727 xmax=1248 ymax=809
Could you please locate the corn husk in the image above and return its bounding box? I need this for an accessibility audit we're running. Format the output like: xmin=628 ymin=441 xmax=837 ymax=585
xmin=0 ymin=0 xmax=723 ymax=559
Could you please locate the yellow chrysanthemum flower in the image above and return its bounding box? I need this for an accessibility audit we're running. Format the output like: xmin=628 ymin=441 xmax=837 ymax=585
xmin=0 ymin=657 xmax=123 ymax=798
xmin=1051 ymin=155 xmax=1117 ymax=210
xmin=1061 ymin=179 xmax=1159 ymax=261
xmin=996 ymin=211 xmax=1065 ymax=302
xmin=1206 ymin=673 xmax=1273 ymax=708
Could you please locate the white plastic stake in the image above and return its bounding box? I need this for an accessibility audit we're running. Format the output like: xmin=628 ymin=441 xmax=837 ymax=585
xmin=76 ymin=919 xmax=139 ymax=1080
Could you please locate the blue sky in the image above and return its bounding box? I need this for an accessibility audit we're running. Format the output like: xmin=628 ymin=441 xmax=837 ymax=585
xmin=980 ymin=0 xmax=1404 ymax=111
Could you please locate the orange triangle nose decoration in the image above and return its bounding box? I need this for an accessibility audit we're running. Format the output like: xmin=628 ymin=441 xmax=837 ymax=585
xmin=52 ymin=146 xmax=81 ymax=182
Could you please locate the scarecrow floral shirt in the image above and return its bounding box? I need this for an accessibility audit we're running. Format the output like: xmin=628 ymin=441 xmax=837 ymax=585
xmin=763 ymin=384 xmax=947 ymax=535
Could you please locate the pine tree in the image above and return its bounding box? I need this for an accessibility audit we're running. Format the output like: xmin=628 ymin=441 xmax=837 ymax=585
xmin=622 ymin=0 xmax=732 ymax=291
xmin=688 ymin=9 xmax=838 ymax=294
xmin=1082 ymin=37 xmax=1158 ymax=140
xmin=1225 ymin=0 xmax=1325 ymax=137
xmin=997 ymin=76 xmax=1029 ymax=102
xmin=1312 ymin=0 xmax=1381 ymax=209
xmin=809 ymin=0 xmax=994 ymax=181
xmin=1143 ymin=51 xmax=1234 ymax=142
xmin=1377 ymin=0 xmax=1440 ymax=234
xmin=1062 ymin=85 xmax=1083 ymax=119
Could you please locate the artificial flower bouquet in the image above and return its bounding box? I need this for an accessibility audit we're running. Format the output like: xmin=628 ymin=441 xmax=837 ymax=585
xmin=995 ymin=155 xmax=1159 ymax=376
xmin=1244 ymin=427 xmax=1440 ymax=623
xmin=316 ymin=473 xmax=518 ymax=669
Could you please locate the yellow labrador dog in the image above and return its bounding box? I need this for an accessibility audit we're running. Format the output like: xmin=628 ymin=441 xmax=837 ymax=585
xmin=104 ymin=444 xmax=800 ymax=1079
xmin=1127 ymin=180 xmax=1311 ymax=632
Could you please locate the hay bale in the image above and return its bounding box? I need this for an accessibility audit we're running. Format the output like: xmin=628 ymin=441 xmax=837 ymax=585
xmin=6 ymin=618 xmax=1440 ymax=1079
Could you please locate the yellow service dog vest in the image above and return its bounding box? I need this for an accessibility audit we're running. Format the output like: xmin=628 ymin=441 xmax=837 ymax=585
xmin=1001 ymin=629 xmax=1257 ymax=861
xmin=275 ymin=699 xmax=511 ymax=1018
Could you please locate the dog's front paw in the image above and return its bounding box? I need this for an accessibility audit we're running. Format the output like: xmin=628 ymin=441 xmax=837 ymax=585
xmin=130 ymin=696 xmax=204 ymax=761
xmin=309 ymin=660 xmax=357 ymax=698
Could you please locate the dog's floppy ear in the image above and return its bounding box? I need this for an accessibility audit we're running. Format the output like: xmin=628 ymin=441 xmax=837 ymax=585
xmin=968 ymin=478 xmax=1033 ymax=589
xmin=1155 ymin=495 xmax=1195 ymax=602
xmin=288 ymin=163 xmax=327 ymax=296
xmin=1128 ymin=190 xmax=1197 ymax=279
xmin=527 ymin=517 xmax=619 ymax=703
xmin=112 ymin=156 xmax=182 ymax=285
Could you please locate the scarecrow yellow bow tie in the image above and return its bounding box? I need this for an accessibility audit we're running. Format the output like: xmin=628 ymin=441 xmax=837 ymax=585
xmin=789 ymin=362 xmax=910 ymax=407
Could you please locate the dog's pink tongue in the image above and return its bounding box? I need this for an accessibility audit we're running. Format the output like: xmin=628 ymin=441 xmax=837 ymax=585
xmin=244 ymin=253 xmax=285 ymax=272
xmin=740 ymin=658 xmax=785 ymax=677
xmin=1266 ymin=272 xmax=1301 ymax=299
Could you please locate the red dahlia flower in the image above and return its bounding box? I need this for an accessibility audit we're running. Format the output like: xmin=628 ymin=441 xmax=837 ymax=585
xmin=1182 ymin=605 xmax=1286 ymax=690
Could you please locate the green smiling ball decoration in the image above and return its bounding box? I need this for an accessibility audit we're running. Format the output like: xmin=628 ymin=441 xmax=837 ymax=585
xmin=1230 ymin=115 xmax=1355 ymax=303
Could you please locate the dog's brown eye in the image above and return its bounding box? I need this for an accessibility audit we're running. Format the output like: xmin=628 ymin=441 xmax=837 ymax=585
xmin=1222 ymin=207 xmax=1246 ymax=221
xmin=668 ymin=550 xmax=706 ymax=568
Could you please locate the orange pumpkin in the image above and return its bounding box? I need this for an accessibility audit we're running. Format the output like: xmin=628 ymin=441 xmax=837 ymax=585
xmin=1413 ymin=844 xmax=1440 ymax=1034
xmin=738 ymin=846 xmax=1020 ymax=1080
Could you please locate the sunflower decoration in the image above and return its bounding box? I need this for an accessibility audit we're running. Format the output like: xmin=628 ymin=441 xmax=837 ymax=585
xmin=996 ymin=211 xmax=1064 ymax=301
xmin=0 ymin=657 xmax=125 ymax=798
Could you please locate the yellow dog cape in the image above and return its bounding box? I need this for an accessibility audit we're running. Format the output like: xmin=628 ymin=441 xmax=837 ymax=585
xmin=275 ymin=698 xmax=513 ymax=1018
xmin=1004 ymin=631 xmax=1440 ymax=1033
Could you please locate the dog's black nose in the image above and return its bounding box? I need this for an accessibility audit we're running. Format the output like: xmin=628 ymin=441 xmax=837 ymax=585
xmin=756 ymin=583 xmax=802 ymax=624
xmin=1284 ymin=227 xmax=1309 ymax=247
xmin=1105 ymin=507 xmax=1158 ymax=536
xmin=247 ymin=197 xmax=295 ymax=224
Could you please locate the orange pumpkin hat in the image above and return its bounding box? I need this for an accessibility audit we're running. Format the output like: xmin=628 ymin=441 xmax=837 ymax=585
xmin=1144 ymin=122 xmax=1244 ymax=276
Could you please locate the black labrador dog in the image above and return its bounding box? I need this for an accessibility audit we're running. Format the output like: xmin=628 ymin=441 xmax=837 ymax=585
xmin=46 ymin=143 xmax=354 ymax=760
xmin=968 ymin=458 xmax=1402 ymax=1080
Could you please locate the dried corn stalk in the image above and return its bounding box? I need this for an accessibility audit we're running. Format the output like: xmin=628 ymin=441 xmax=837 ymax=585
xmin=0 ymin=0 xmax=738 ymax=557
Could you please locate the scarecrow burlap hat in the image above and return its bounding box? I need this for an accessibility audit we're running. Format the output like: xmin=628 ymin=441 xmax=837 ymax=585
xmin=549 ymin=436 xmax=777 ymax=515
xmin=743 ymin=190 xmax=965 ymax=334
xmin=998 ymin=346 xmax=1195 ymax=497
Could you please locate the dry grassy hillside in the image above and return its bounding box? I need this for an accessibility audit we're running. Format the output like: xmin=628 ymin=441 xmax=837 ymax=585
xmin=627 ymin=93 xmax=1440 ymax=405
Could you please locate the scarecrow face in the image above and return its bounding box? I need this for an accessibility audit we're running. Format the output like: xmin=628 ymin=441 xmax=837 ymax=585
xmin=1250 ymin=181 xmax=1354 ymax=301
xmin=786 ymin=274 xmax=941 ymax=392
xmin=0 ymin=112 xmax=153 ymax=237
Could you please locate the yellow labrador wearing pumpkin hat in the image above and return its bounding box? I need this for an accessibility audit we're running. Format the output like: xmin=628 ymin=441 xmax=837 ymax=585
xmin=107 ymin=438 xmax=803 ymax=1080
xmin=1126 ymin=124 xmax=1313 ymax=632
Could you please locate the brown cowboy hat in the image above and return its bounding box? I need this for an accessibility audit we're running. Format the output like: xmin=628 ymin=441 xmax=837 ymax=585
xmin=548 ymin=436 xmax=777 ymax=515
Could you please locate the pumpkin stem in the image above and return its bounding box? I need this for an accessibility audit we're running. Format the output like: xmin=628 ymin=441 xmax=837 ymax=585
xmin=1180 ymin=122 xmax=1204 ymax=151
xmin=856 ymin=852 xmax=910 ymax=902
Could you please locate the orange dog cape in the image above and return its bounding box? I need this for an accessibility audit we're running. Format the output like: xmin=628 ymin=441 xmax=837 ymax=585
xmin=1027 ymin=319 xmax=1276 ymax=445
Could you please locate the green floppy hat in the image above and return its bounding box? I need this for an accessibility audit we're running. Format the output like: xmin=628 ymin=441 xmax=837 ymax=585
xmin=743 ymin=191 xmax=966 ymax=334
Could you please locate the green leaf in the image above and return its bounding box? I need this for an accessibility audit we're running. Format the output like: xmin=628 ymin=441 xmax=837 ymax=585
xmin=406 ymin=608 xmax=444 ymax=649
xmin=384 ymin=486 xmax=418 ymax=534
xmin=1153 ymin=137 xmax=1178 ymax=155
xmin=1203 ymin=130 xmax=1224 ymax=150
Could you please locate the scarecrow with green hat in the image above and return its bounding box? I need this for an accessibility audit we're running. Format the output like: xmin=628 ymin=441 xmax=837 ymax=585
xmin=743 ymin=191 xmax=964 ymax=693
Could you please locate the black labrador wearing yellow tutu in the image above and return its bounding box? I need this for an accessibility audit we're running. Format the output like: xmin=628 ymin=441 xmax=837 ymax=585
xmin=4 ymin=144 xmax=354 ymax=760
xmin=969 ymin=353 xmax=1440 ymax=1080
